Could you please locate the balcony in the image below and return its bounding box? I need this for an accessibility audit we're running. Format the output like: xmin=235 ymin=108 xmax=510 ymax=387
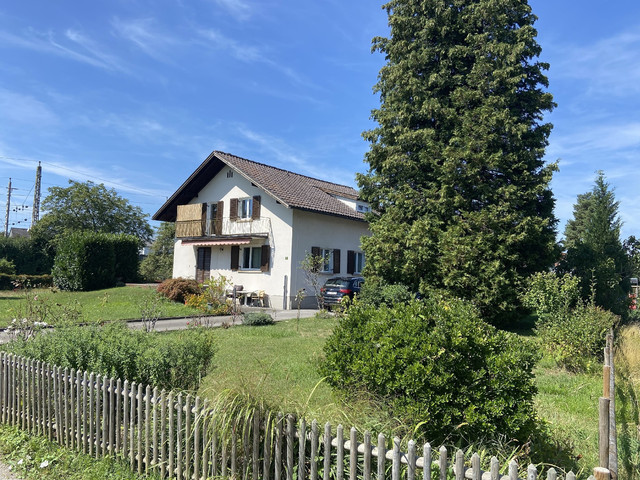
xmin=176 ymin=218 xmax=271 ymax=238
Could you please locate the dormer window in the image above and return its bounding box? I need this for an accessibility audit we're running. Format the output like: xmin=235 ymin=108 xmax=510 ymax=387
xmin=357 ymin=204 xmax=370 ymax=213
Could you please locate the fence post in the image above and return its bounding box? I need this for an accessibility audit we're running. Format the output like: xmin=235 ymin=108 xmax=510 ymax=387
xmin=599 ymin=397 xmax=610 ymax=469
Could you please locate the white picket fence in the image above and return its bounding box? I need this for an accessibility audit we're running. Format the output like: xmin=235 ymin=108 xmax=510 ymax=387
xmin=0 ymin=352 xmax=590 ymax=480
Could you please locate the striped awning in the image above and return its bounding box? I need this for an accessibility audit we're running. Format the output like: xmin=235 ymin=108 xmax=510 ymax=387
xmin=181 ymin=238 xmax=251 ymax=246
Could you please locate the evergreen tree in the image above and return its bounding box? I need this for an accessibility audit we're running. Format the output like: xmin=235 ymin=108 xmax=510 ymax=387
xmin=358 ymin=0 xmax=558 ymax=324
xmin=560 ymin=172 xmax=628 ymax=314
xmin=139 ymin=222 xmax=176 ymax=282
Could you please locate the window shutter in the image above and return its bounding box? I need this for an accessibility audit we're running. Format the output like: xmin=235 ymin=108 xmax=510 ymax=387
xmin=260 ymin=245 xmax=271 ymax=272
xmin=215 ymin=201 xmax=224 ymax=235
xmin=311 ymin=246 xmax=320 ymax=272
xmin=252 ymin=196 xmax=261 ymax=220
xmin=230 ymin=198 xmax=238 ymax=221
xmin=333 ymin=249 xmax=341 ymax=274
xmin=347 ymin=250 xmax=355 ymax=275
xmin=230 ymin=245 xmax=239 ymax=271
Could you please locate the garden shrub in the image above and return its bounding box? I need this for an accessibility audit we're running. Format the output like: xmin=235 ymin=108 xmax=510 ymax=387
xmin=320 ymin=297 xmax=540 ymax=444
xmin=183 ymin=275 xmax=232 ymax=315
xmin=157 ymin=277 xmax=202 ymax=303
xmin=357 ymin=278 xmax=413 ymax=307
xmin=0 ymin=236 xmax=53 ymax=275
xmin=535 ymin=303 xmax=617 ymax=372
xmin=243 ymin=312 xmax=274 ymax=326
xmin=0 ymin=274 xmax=53 ymax=290
xmin=0 ymin=258 xmax=16 ymax=275
xmin=523 ymin=272 xmax=617 ymax=372
xmin=2 ymin=322 xmax=216 ymax=391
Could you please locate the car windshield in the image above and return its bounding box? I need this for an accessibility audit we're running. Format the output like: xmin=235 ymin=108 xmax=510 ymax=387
xmin=325 ymin=279 xmax=350 ymax=288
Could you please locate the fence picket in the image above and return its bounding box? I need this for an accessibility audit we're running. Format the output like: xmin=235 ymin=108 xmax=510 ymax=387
xmin=0 ymin=352 xmax=610 ymax=480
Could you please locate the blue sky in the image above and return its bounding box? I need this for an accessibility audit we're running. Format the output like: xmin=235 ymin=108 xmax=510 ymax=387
xmin=1 ymin=1 xmax=639 ymax=241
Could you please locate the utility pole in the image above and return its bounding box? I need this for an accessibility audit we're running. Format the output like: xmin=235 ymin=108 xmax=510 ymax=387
xmin=4 ymin=178 xmax=15 ymax=237
xmin=32 ymin=162 xmax=42 ymax=227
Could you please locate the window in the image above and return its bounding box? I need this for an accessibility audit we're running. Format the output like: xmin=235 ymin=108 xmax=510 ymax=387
xmin=227 ymin=170 xmax=234 ymax=178
xmin=354 ymin=252 xmax=365 ymax=274
xmin=356 ymin=204 xmax=370 ymax=213
xmin=242 ymin=246 xmax=262 ymax=270
xmin=320 ymin=248 xmax=334 ymax=273
xmin=239 ymin=198 xmax=253 ymax=219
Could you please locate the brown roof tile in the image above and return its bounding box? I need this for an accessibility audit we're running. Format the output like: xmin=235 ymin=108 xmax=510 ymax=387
xmin=153 ymin=150 xmax=366 ymax=222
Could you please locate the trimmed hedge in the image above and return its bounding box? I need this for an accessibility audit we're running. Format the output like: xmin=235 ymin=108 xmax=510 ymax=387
xmin=0 ymin=274 xmax=53 ymax=290
xmin=0 ymin=236 xmax=53 ymax=275
xmin=52 ymin=232 xmax=139 ymax=291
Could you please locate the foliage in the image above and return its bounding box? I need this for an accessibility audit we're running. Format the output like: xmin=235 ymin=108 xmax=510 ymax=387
xmin=0 ymin=235 xmax=53 ymax=274
xmin=624 ymin=235 xmax=640 ymax=279
xmin=30 ymin=180 xmax=153 ymax=244
xmin=156 ymin=277 xmax=202 ymax=304
xmin=183 ymin=275 xmax=232 ymax=315
xmin=52 ymin=231 xmax=139 ymax=291
xmin=138 ymin=292 xmax=165 ymax=332
xmin=320 ymin=297 xmax=540 ymax=444
xmin=522 ymin=272 xmax=581 ymax=322
xmin=139 ymin=222 xmax=176 ymax=282
xmin=523 ymin=271 xmax=618 ymax=371
xmin=357 ymin=0 xmax=558 ymax=326
xmin=535 ymin=302 xmax=617 ymax=372
xmin=0 ymin=274 xmax=53 ymax=290
xmin=299 ymin=252 xmax=325 ymax=309
xmin=243 ymin=312 xmax=275 ymax=326
xmin=0 ymin=258 xmax=16 ymax=275
xmin=559 ymin=172 xmax=629 ymax=315
xmin=2 ymin=322 xmax=216 ymax=391
xmin=357 ymin=277 xmax=413 ymax=307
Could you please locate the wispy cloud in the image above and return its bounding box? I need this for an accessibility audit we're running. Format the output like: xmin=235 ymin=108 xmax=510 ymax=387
xmin=210 ymin=0 xmax=253 ymax=21
xmin=550 ymin=28 xmax=640 ymax=96
xmin=0 ymin=28 xmax=128 ymax=73
xmin=111 ymin=17 xmax=179 ymax=63
xmin=198 ymin=29 xmax=319 ymax=90
xmin=0 ymin=88 xmax=58 ymax=126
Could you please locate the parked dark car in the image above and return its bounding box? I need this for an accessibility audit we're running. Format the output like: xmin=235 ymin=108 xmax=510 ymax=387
xmin=320 ymin=276 xmax=364 ymax=307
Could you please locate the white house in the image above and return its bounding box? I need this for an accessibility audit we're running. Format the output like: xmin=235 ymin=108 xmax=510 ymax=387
xmin=152 ymin=150 xmax=370 ymax=309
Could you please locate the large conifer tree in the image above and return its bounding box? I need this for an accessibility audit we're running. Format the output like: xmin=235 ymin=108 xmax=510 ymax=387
xmin=358 ymin=0 xmax=558 ymax=324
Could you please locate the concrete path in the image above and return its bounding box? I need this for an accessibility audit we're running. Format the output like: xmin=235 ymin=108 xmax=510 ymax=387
xmin=0 ymin=308 xmax=321 ymax=342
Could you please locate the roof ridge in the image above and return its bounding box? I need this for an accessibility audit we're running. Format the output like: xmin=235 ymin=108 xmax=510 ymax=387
xmin=214 ymin=150 xmax=358 ymax=192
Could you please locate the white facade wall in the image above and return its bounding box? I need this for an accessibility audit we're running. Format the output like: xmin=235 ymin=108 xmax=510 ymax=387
xmin=290 ymin=210 xmax=369 ymax=309
xmin=172 ymin=167 xmax=294 ymax=309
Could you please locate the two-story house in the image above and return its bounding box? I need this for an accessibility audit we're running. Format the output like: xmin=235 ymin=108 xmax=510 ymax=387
xmin=152 ymin=150 xmax=370 ymax=309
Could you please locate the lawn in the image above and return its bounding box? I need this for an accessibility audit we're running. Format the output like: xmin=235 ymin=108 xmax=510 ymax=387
xmin=0 ymin=286 xmax=200 ymax=326
xmin=197 ymin=315 xmax=640 ymax=479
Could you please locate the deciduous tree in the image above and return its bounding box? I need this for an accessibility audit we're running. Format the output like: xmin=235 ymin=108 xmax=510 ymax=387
xmin=139 ymin=222 xmax=176 ymax=282
xmin=31 ymin=180 xmax=152 ymax=243
xmin=358 ymin=0 xmax=558 ymax=324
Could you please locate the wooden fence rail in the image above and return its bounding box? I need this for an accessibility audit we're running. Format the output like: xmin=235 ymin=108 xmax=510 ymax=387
xmin=0 ymin=352 xmax=588 ymax=480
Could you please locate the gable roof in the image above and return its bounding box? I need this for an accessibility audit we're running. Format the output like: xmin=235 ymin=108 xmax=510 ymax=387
xmin=153 ymin=150 xmax=366 ymax=222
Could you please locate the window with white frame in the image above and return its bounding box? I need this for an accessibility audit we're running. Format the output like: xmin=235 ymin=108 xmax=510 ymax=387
xmin=356 ymin=204 xmax=370 ymax=213
xmin=354 ymin=252 xmax=365 ymax=274
xmin=320 ymin=248 xmax=334 ymax=273
xmin=239 ymin=198 xmax=253 ymax=219
xmin=241 ymin=246 xmax=262 ymax=270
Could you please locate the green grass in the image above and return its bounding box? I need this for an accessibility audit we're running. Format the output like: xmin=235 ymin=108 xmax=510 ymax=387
xmin=198 ymin=315 xmax=395 ymax=432
xmin=0 ymin=423 xmax=159 ymax=480
xmin=196 ymin=315 xmax=640 ymax=478
xmin=0 ymin=286 xmax=200 ymax=326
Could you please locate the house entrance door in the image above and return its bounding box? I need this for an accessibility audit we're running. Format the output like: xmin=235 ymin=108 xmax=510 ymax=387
xmin=196 ymin=247 xmax=211 ymax=283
